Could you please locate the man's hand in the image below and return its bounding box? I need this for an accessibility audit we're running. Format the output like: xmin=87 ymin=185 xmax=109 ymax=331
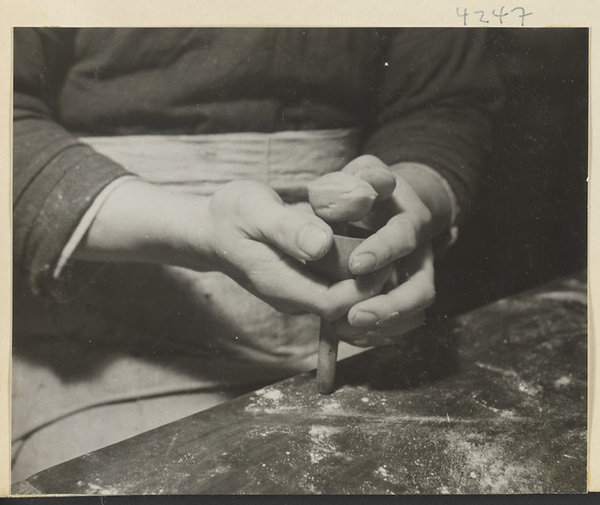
xmin=76 ymin=155 xmax=449 ymax=338
xmin=204 ymin=180 xmax=391 ymax=319
xmin=308 ymin=155 xmax=445 ymax=347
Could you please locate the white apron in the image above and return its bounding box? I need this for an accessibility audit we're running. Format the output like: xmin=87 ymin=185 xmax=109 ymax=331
xmin=12 ymin=128 xmax=365 ymax=480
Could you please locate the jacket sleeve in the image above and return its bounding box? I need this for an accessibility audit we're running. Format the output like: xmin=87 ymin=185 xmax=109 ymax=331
xmin=362 ymin=29 xmax=502 ymax=224
xmin=13 ymin=28 xmax=132 ymax=297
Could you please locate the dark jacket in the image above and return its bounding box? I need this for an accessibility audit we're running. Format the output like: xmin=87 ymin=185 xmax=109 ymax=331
xmin=13 ymin=28 xmax=501 ymax=296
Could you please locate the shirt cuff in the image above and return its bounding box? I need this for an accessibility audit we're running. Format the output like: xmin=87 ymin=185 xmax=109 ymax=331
xmin=53 ymin=176 xmax=139 ymax=279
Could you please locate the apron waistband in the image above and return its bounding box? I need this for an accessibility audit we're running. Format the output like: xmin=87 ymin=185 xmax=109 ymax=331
xmin=81 ymin=128 xmax=361 ymax=202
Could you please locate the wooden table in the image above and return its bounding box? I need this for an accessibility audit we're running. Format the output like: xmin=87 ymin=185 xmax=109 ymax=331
xmin=13 ymin=271 xmax=587 ymax=495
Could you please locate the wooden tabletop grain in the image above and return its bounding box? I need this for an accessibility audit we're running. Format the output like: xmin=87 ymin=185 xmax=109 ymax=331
xmin=14 ymin=271 xmax=587 ymax=495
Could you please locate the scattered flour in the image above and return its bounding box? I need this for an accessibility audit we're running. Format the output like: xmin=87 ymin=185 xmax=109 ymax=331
xmin=376 ymin=466 xmax=390 ymax=478
xmin=445 ymin=433 xmax=533 ymax=493
xmin=82 ymin=482 xmax=122 ymax=495
xmin=474 ymin=362 xmax=518 ymax=378
xmin=320 ymin=400 xmax=342 ymax=413
xmin=536 ymin=291 xmax=587 ymax=305
xmin=255 ymin=388 xmax=283 ymax=401
xmin=246 ymin=388 xmax=296 ymax=413
xmin=518 ymin=381 xmax=541 ymax=396
xmin=308 ymin=425 xmax=341 ymax=464
xmin=554 ymin=376 xmax=573 ymax=388
xmin=263 ymin=389 xmax=283 ymax=401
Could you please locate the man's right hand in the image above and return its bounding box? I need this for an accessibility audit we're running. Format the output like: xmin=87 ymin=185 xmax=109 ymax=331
xmin=75 ymin=178 xmax=390 ymax=321
xmin=204 ymin=180 xmax=391 ymax=319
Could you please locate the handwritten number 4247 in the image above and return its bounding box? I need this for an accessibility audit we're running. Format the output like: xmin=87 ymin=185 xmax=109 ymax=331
xmin=456 ymin=7 xmax=533 ymax=26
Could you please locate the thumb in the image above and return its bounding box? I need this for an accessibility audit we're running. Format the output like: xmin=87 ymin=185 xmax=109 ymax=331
xmin=249 ymin=193 xmax=334 ymax=261
xmin=342 ymin=155 xmax=397 ymax=201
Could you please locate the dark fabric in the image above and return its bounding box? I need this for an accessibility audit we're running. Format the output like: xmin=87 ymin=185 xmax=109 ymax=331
xmin=13 ymin=28 xmax=501 ymax=296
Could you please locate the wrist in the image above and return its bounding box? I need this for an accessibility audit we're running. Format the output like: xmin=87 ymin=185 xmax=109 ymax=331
xmin=389 ymin=162 xmax=455 ymax=238
xmin=73 ymin=179 xmax=216 ymax=271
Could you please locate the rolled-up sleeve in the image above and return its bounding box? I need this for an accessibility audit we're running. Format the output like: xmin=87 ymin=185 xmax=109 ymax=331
xmin=363 ymin=29 xmax=503 ymax=222
xmin=13 ymin=28 xmax=132 ymax=297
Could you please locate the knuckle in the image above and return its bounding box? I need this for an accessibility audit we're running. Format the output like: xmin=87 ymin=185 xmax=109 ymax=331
xmin=419 ymin=205 xmax=433 ymax=229
xmin=356 ymin=154 xmax=385 ymax=167
xmin=220 ymin=179 xmax=251 ymax=199
xmin=370 ymin=236 xmax=393 ymax=265
xmin=271 ymin=218 xmax=289 ymax=244
xmin=318 ymin=300 xmax=344 ymax=322
xmin=391 ymin=216 xmax=418 ymax=251
xmin=344 ymin=154 xmax=384 ymax=172
xmin=421 ymin=284 xmax=436 ymax=307
xmin=405 ymin=221 xmax=418 ymax=250
xmin=212 ymin=181 xmax=252 ymax=216
xmin=320 ymin=308 xmax=339 ymax=322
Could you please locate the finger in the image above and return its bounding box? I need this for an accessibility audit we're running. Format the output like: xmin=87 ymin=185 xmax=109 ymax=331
xmin=266 ymin=265 xmax=392 ymax=321
xmin=347 ymin=172 xmax=434 ymax=276
xmin=242 ymin=187 xmax=334 ymax=262
xmin=349 ymin=213 xmax=420 ymax=275
xmin=347 ymin=251 xmax=435 ymax=327
xmin=312 ymin=265 xmax=392 ymax=321
xmin=268 ymin=300 xmax=309 ymax=315
xmin=336 ymin=312 xmax=425 ymax=347
xmin=239 ymin=243 xmax=392 ymax=321
xmin=308 ymin=172 xmax=378 ymax=222
xmin=342 ymin=155 xmax=397 ymax=201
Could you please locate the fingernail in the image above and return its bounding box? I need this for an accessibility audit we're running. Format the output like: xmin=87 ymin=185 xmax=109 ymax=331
xmin=351 ymin=253 xmax=377 ymax=274
xmin=350 ymin=310 xmax=379 ymax=327
xmin=297 ymin=223 xmax=328 ymax=258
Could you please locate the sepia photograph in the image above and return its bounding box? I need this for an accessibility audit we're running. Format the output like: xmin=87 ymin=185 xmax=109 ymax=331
xmin=10 ymin=26 xmax=588 ymax=495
